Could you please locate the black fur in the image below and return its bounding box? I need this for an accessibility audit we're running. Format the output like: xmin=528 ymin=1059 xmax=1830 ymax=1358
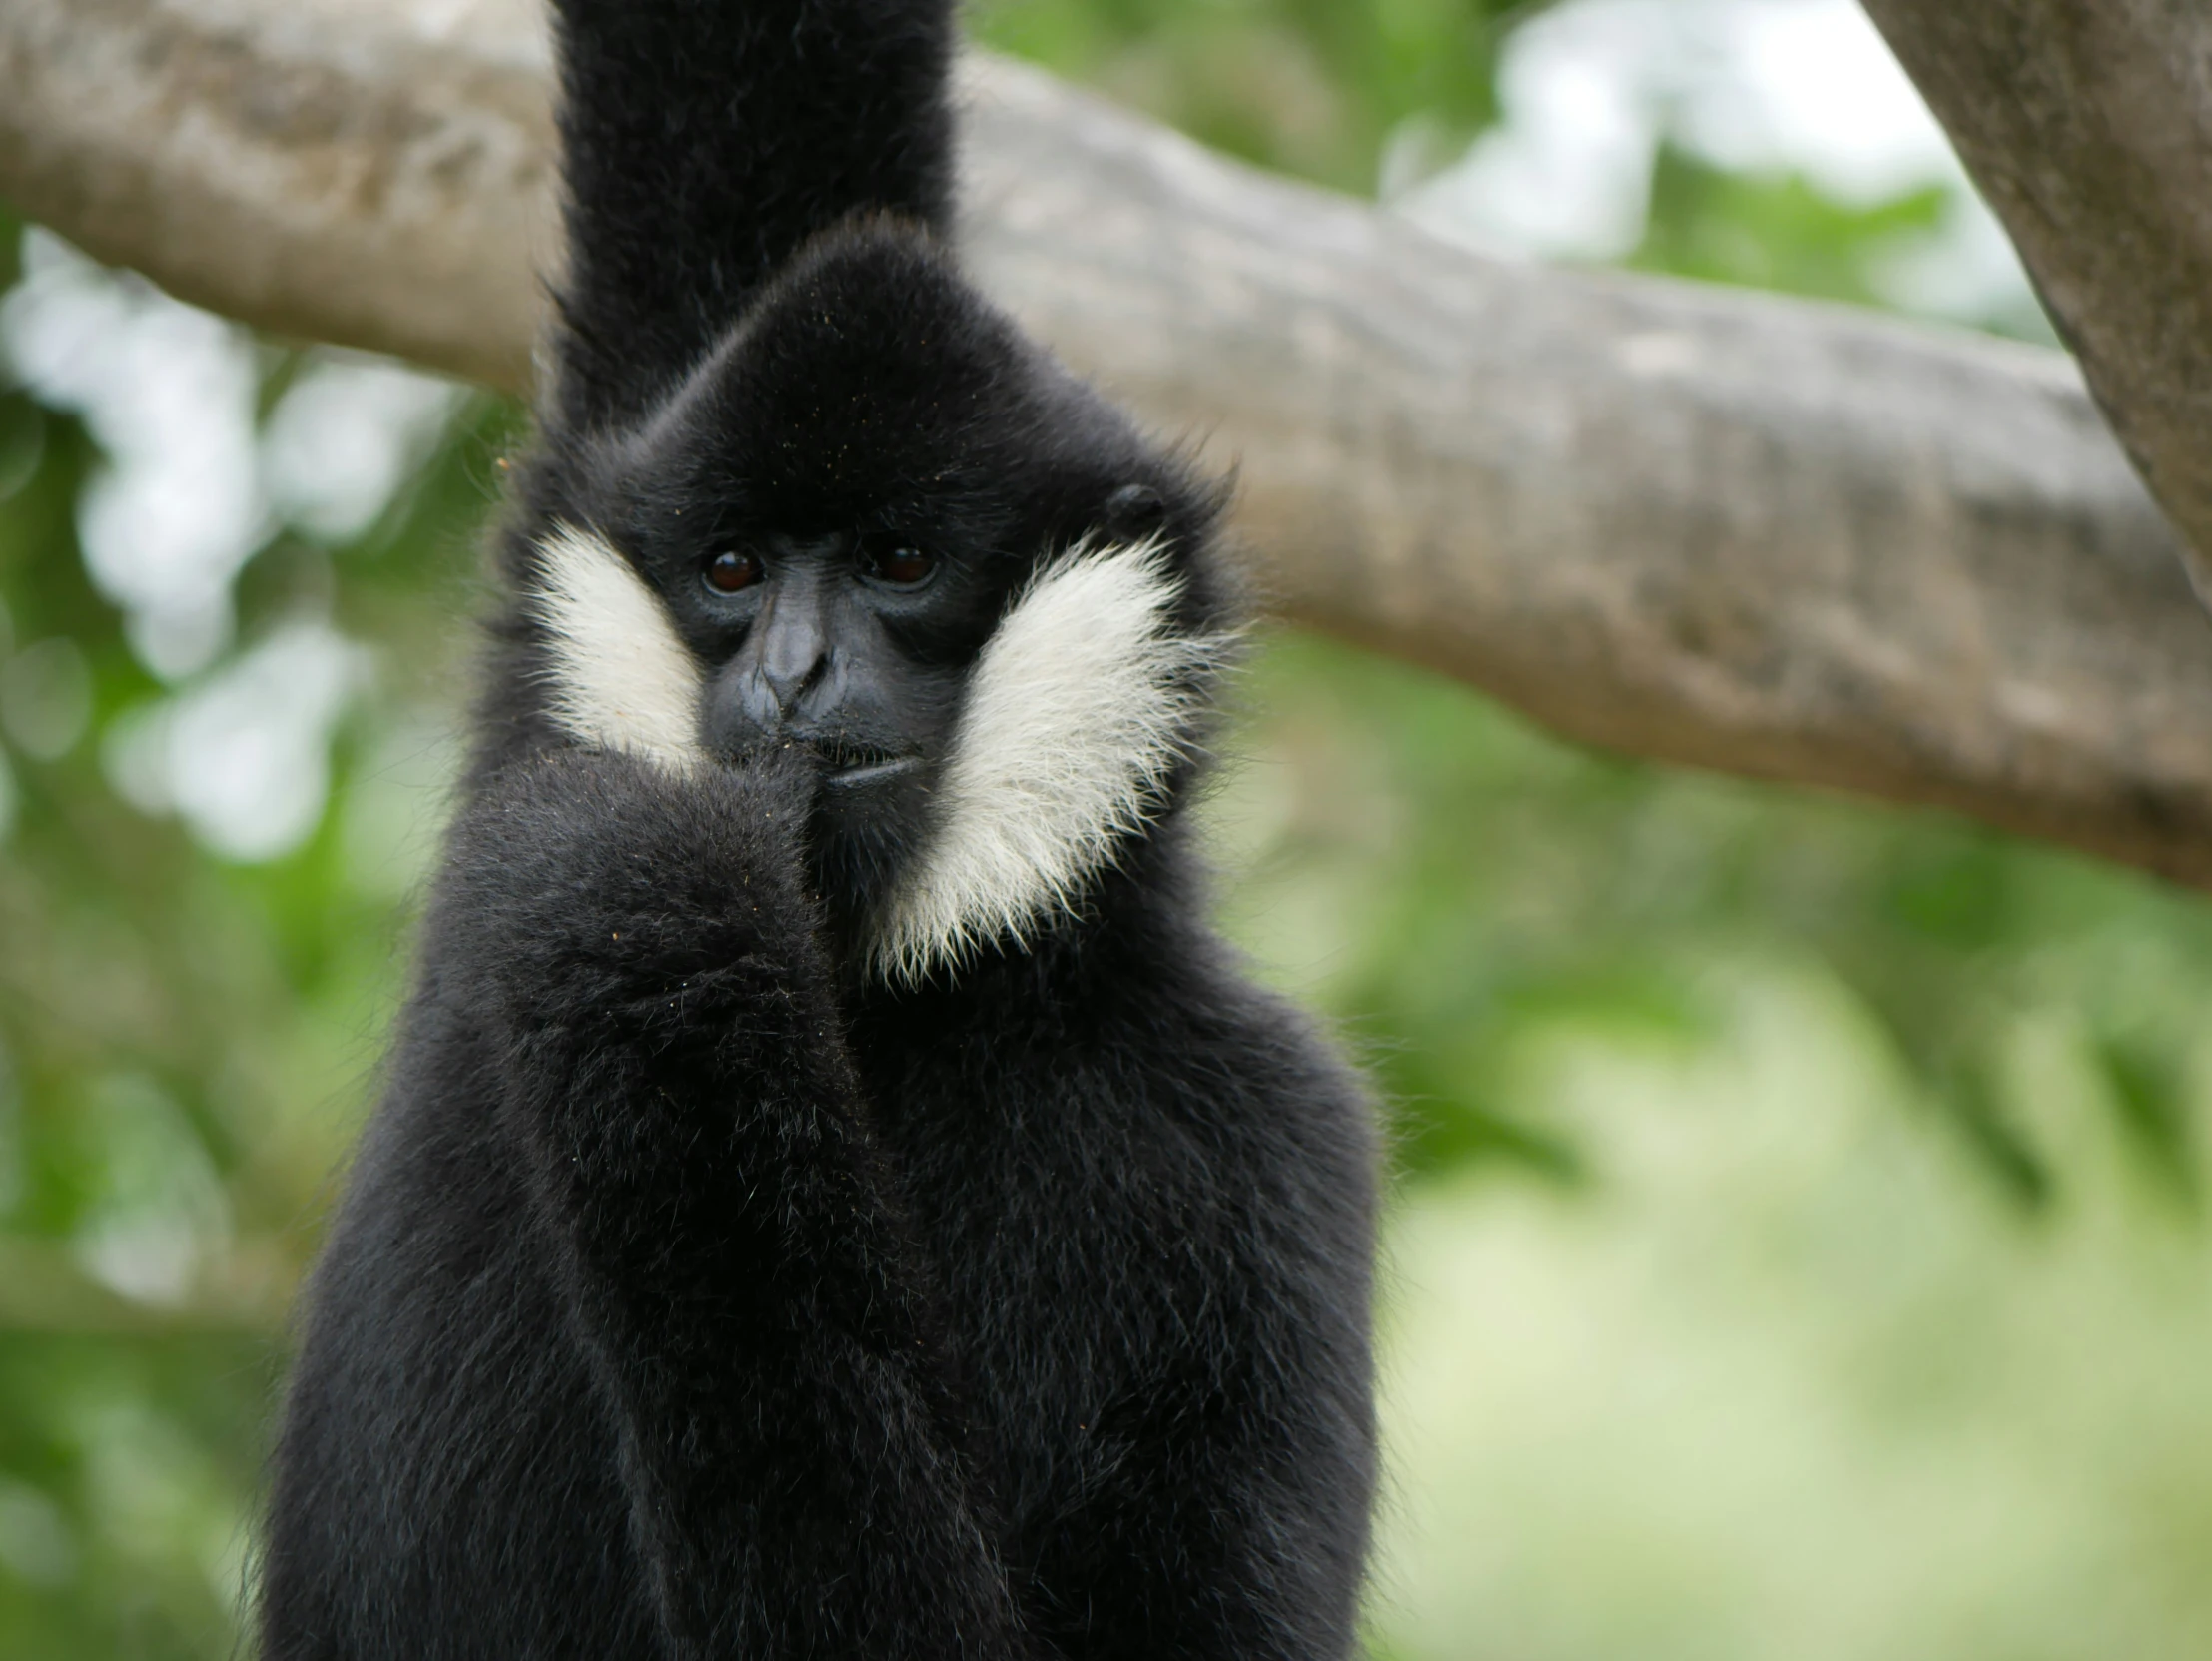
xmin=259 ymin=3 xmax=1378 ymax=1656
xmin=549 ymin=0 xmax=956 ymax=431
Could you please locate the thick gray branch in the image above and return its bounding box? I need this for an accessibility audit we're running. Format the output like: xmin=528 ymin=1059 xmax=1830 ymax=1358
xmin=1864 ymin=0 xmax=2212 ymax=607
xmin=4 ymin=0 xmax=2211 ymax=886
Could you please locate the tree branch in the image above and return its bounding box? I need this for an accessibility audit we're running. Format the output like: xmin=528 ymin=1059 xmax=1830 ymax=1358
xmin=1863 ymin=0 xmax=2212 ymax=608
xmin=4 ymin=0 xmax=2211 ymax=886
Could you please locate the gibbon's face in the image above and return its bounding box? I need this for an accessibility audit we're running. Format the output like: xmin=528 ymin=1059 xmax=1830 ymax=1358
xmin=528 ymin=228 xmax=1227 ymax=977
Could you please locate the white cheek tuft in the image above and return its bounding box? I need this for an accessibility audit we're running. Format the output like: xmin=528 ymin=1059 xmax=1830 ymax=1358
xmin=869 ymin=536 xmax=1229 ymax=985
xmin=528 ymin=522 xmax=707 ymax=775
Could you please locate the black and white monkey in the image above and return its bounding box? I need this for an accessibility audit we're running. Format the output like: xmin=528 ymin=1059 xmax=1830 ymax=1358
xmin=258 ymin=0 xmax=1379 ymax=1655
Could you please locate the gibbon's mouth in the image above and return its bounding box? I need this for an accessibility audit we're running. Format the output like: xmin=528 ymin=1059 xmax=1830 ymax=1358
xmin=827 ymin=756 xmax=921 ymax=788
xmin=811 ymin=739 xmax=922 ymax=788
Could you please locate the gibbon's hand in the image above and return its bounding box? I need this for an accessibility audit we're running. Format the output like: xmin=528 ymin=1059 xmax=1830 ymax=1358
xmin=439 ymin=742 xmax=832 ymax=1045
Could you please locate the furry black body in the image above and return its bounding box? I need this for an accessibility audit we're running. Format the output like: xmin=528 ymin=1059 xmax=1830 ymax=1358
xmin=259 ymin=2 xmax=1378 ymax=1657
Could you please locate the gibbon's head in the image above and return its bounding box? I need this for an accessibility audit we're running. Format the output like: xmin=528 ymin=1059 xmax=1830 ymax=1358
xmin=519 ymin=221 xmax=1235 ymax=982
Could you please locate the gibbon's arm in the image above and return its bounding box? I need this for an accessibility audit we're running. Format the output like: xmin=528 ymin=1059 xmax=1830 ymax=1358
xmin=549 ymin=0 xmax=957 ymax=431
xmin=437 ymin=747 xmax=1032 ymax=1658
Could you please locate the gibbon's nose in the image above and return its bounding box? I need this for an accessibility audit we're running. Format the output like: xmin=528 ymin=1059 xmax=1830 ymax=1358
xmin=746 ymin=584 xmax=832 ymax=726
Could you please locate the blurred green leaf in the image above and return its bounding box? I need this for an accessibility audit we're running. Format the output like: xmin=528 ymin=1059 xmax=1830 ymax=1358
xmin=1629 ymin=140 xmax=1949 ymax=307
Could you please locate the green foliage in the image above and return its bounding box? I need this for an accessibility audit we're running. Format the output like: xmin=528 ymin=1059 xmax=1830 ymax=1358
xmin=1627 ymin=141 xmax=1949 ymax=307
xmin=970 ymin=0 xmax=1535 ymax=192
xmin=1217 ymin=635 xmax=2212 ymax=1214
xmin=0 ymin=201 xmax=528 ymax=1649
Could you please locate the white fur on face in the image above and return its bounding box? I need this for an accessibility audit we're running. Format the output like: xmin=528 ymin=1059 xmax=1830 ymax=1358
xmin=528 ymin=522 xmax=707 ymax=774
xmin=528 ymin=525 xmax=1223 ymax=984
xmin=868 ymin=537 xmax=1226 ymax=985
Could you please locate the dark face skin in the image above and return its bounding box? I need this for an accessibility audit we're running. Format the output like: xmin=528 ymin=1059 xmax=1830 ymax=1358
xmin=697 ymin=528 xmax=967 ymax=776
xmin=633 ymin=485 xmax=1175 ymax=934
xmin=541 ymin=233 xmax=1205 ymax=933
xmin=659 ymin=515 xmax=1012 ymax=921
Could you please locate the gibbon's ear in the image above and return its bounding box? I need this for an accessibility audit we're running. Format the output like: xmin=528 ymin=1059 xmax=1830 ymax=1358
xmin=869 ymin=537 xmax=1230 ymax=984
xmin=528 ymin=522 xmax=708 ymax=775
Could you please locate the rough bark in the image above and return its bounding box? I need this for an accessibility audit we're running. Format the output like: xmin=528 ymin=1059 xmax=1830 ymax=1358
xmin=2 ymin=0 xmax=2211 ymax=886
xmin=1864 ymin=0 xmax=2212 ymax=608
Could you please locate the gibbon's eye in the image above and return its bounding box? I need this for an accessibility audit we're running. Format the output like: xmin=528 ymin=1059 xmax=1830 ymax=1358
xmin=860 ymin=544 xmax=937 ymax=587
xmin=703 ymin=549 xmax=764 ymax=594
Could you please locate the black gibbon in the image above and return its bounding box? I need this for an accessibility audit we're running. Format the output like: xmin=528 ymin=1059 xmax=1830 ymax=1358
xmin=257 ymin=1 xmax=1379 ymax=1655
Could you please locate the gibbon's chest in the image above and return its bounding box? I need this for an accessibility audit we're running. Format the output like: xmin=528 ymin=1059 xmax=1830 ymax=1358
xmin=859 ymin=1023 xmax=1245 ymax=1491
